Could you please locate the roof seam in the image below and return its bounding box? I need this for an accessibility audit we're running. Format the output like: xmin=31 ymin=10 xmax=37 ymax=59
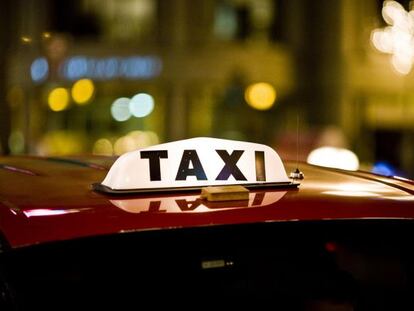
xmin=0 ymin=164 xmax=39 ymax=176
xmin=44 ymin=157 xmax=108 ymax=170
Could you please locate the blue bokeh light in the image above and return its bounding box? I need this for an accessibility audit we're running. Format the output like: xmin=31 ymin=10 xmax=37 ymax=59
xmin=372 ymin=161 xmax=396 ymax=177
xmin=30 ymin=57 xmax=49 ymax=82
xmin=61 ymin=55 xmax=162 ymax=81
xmin=63 ymin=56 xmax=88 ymax=80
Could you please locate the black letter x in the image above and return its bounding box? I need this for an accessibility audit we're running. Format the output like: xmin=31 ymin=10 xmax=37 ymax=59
xmin=215 ymin=150 xmax=247 ymax=181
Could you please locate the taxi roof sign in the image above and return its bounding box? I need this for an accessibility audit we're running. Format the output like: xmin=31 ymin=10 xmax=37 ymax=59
xmin=94 ymin=137 xmax=297 ymax=194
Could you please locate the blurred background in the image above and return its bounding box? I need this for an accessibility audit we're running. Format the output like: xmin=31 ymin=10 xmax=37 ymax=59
xmin=0 ymin=0 xmax=414 ymax=178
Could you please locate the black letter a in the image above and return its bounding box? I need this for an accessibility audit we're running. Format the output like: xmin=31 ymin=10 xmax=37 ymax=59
xmin=176 ymin=150 xmax=207 ymax=180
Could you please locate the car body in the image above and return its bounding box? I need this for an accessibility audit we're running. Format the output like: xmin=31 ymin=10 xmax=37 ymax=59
xmin=1 ymin=154 xmax=414 ymax=310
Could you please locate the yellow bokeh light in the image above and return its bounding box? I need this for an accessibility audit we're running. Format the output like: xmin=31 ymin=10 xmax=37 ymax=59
xmin=37 ymin=131 xmax=84 ymax=155
xmin=114 ymin=136 xmax=138 ymax=155
xmin=244 ymin=82 xmax=277 ymax=111
xmin=93 ymin=138 xmax=113 ymax=156
xmin=71 ymin=79 xmax=95 ymax=105
xmin=48 ymin=87 xmax=69 ymax=112
xmin=127 ymin=130 xmax=160 ymax=149
xmin=21 ymin=36 xmax=32 ymax=43
xmin=42 ymin=32 xmax=51 ymax=39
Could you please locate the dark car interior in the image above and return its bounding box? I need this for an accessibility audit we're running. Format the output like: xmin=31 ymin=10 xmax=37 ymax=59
xmin=1 ymin=219 xmax=414 ymax=310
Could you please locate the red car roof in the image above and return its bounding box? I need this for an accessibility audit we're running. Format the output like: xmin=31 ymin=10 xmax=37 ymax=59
xmin=0 ymin=156 xmax=413 ymax=249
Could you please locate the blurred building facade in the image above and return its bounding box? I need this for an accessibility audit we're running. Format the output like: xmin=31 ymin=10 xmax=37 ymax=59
xmin=1 ymin=0 xmax=414 ymax=178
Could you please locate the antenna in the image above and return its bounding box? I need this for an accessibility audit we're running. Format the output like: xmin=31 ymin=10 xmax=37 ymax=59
xmin=296 ymin=113 xmax=299 ymax=169
xmin=289 ymin=111 xmax=304 ymax=180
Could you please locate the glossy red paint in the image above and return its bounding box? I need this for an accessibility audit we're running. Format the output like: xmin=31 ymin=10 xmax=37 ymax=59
xmin=0 ymin=156 xmax=413 ymax=249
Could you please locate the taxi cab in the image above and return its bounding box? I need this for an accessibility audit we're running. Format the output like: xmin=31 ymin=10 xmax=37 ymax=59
xmin=0 ymin=137 xmax=414 ymax=310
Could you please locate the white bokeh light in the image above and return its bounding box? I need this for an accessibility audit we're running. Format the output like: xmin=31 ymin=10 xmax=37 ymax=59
xmin=371 ymin=1 xmax=414 ymax=75
xmin=111 ymin=97 xmax=131 ymax=122
xmin=129 ymin=93 xmax=154 ymax=118
xmin=307 ymin=147 xmax=359 ymax=171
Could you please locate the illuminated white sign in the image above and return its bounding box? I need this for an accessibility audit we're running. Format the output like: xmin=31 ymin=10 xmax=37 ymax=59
xmin=98 ymin=137 xmax=292 ymax=193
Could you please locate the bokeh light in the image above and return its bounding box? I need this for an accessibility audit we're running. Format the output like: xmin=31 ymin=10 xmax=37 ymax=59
xmin=127 ymin=130 xmax=159 ymax=148
xmin=145 ymin=131 xmax=160 ymax=145
xmin=371 ymin=1 xmax=414 ymax=75
xmin=307 ymin=146 xmax=359 ymax=171
xmin=382 ymin=0 xmax=405 ymax=25
xmin=71 ymin=79 xmax=95 ymax=105
xmin=48 ymin=87 xmax=69 ymax=112
xmin=36 ymin=131 xmax=85 ymax=155
xmin=21 ymin=36 xmax=32 ymax=44
xmin=30 ymin=57 xmax=49 ymax=83
xmin=245 ymin=82 xmax=277 ymax=110
xmin=42 ymin=32 xmax=51 ymax=39
xmin=129 ymin=93 xmax=154 ymax=117
xmin=371 ymin=28 xmax=393 ymax=53
xmin=111 ymin=97 xmax=131 ymax=121
xmin=112 ymin=131 xmax=160 ymax=155
xmin=372 ymin=161 xmax=396 ymax=176
xmin=114 ymin=136 xmax=137 ymax=155
xmin=93 ymin=138 xmax=113 ymax=156
xmin=391 ymin=54 xmax=412 ymax=74
xmin=127 ymin=130 xmax=151 ymax=148
xmin=8 ymin=131 xmax=25 ymax=154
xmin=62 ymin=55 xmax=162 ymax=80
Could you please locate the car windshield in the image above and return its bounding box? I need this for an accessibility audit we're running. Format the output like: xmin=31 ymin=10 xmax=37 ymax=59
xmin=0 ymin=0 xmax=413 ymax=179
xmin=1 ymin=219 xmax=414 ymax=310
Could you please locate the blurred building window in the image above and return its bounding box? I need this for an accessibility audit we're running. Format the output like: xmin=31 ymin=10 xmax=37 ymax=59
xmin=214 ymin=2 xmax=238 ymax=40
xmin=374 ymin=129 xmax=403 ymax=175
xmin=214 ymin=0 xmax=276 ymax=42
xmin=50 ymin=0 xmax=101 ymax=38
xmin=51 ymin=0 xmax=157 ymax=42
xmin=86 ymin=0 xmax=156 ymax=42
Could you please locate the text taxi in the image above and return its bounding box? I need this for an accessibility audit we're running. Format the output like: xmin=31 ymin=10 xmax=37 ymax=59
xmin=0 ymin=137 xmax=414 ymax=310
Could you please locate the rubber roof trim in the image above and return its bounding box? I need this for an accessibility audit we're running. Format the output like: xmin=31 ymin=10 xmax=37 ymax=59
xmin=44 ymin=157 xmax=108 ymax=170
xmin=309 ymin=164 xmax=414 ymax=195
